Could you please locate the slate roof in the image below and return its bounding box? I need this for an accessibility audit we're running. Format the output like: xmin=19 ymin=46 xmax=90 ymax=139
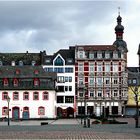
xmin=72 ymin=45 xmax=117 ymax=51
xmin=0 ymin=51 xmax=45 ymax=65
xmin=43 ymin=48 xmax=75 ymax=65
xmin=0 ymin=66 xmax=56 ymax=79
xmin=127 ymin=67 xmax=140 ymax=86
xmin=0 ymin=66 xmax=57 ymax=90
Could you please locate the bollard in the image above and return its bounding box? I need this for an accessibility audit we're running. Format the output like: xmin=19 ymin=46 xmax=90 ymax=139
xmin=83 ymin=117 xmax=87 ymax=127
xmin=87 ymin=117 xmax=90 ymax=128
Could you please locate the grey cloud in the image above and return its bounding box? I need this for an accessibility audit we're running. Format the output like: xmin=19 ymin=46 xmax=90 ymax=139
xmin=0 ymin=1 xmax=128 ymax=55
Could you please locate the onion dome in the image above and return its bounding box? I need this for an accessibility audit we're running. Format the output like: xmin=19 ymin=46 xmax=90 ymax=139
xmin=113 ymin=14 xmax=128 ymax=52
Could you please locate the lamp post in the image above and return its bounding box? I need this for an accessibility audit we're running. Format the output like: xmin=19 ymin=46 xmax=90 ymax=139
xmin=7 ymin=96 xmax=10 ymax=126
xmin=83 ymin=86 xmax=87 ymax=128
xmin=80 ymin=97 xmax=83 ymax=124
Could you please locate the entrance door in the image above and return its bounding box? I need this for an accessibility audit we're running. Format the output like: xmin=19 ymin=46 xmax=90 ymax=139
xmin=13 ymin=107 xmax=19 ymax=120
xmin=23 ymin=111 xmax=29 ymax=119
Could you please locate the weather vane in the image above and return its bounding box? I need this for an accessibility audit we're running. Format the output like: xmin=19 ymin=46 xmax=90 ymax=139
xmin=118 ymin=7 xmax=120 ymax=15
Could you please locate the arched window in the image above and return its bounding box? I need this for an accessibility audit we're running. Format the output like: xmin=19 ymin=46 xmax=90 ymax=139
xmin=2 ymin=106 xmax=8 ymax=115
xmin=32 ymin=61 xmax=36 ymax=66
xmin=3 ymin=78 xmax=9 ymax=86
xmin=19 ymin=61 xmax=23 ymax=66
xmin=13 ymin=78 xmax=18 ymax=87
xmin=38 ymin=106 xmax=45 ymax=115
xmin=11 ymin=61 xmax=15 ymax=66
xmin=54 ymin=56 xmax=64 ymax=66
xmin=23 ymin=107 xmax=29 ymax=112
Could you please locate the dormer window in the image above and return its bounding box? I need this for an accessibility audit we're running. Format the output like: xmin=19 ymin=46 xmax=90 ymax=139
xmin=34 ymin=78 xmax=39 ymax=86
xmin=105 ymin=52 xmax=110 ymax=59
xmin=67 ymin=58 xmax=73 ymax=63
xmin=19 ymin=61 xmax=23 ymax=66
xmin=45 ymin=59 xmax=51 ymax=63
xmin=11 ymin=61 xmax=15 ymax=66
xmin=79 ymin=51 xmax=84 ymax=58
xmin=89 ymin=52 xmax=94 ymax=59
xmin=13 ymin=78 xmax=18 ymax=87
xmin=16 ymin=69 xmax=20 ymax=75
xmin=3 ymin=78 xmax=9 ymax=86
xmin=34 ymin=70 xmax=39 ymax=75
xmin=32 ymin=61 xmax=36 ymax=66
xmin=97 ymin=52 xmax=102 ymax=59
xmin=54 ymin=56 xmax=64 ymax=66
xmin=113 ymin=52 xmax=118 ymax=59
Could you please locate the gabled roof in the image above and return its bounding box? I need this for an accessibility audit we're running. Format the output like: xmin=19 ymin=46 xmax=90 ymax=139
xmin=43 ymin=48 xmax=75 ymax=65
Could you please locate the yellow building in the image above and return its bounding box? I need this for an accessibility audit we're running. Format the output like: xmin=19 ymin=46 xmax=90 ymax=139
xmin=126 ymin=67 xmax=140 ymax=116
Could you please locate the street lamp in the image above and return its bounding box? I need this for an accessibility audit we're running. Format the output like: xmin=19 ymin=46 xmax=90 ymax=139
xmin=83 ymin=86 xmax=87 ymax=128
xmin=7 ymin=96 xmax=10 ymax=126
xmin=80 ymin=97 xmax=83 ymax=124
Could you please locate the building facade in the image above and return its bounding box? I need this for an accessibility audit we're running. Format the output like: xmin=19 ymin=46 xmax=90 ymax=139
xmin=74 ymin=14 xmax=128 ymax=117
xmin=127 ymin=67 xmax=140 ymax=116
xmin=0 ymin=65 xmax=57 ymax=120
xmin=42 ymin=48 xmax=75 ymax=118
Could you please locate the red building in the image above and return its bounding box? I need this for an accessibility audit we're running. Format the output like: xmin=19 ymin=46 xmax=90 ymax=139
xmin=73 ymin=14 xmax=128 ymax=117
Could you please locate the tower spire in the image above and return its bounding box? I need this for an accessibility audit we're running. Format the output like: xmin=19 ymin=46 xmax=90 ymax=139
xmin=118 ymin=7 xmax=120 ymax=16
xmin=113 ymin=8 xmax=128 ymax=52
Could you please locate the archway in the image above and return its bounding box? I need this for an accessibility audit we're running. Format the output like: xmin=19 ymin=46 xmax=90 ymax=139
xmin=67 ymin=107 xmax=74 ymax=118
xmin=12 ymin=106 xmax=20 ymax=120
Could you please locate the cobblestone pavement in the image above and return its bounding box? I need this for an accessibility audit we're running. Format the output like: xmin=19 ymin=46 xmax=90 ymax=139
xmin=0 ymin=118 xmax=139 ymax=139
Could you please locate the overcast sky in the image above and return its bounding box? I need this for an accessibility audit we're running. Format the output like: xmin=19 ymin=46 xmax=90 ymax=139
xmin=0 ymin=0 xmax=139 ymax=67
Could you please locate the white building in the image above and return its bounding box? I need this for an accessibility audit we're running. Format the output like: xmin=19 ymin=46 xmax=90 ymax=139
xmin=42 ymin=48 xmax=75 ymax=118
xmin=0 ymin=66 xmax=57 ymax=120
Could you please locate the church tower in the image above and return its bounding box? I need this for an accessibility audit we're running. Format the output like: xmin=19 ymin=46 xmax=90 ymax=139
xmin=113 ymin=8 xmax=128 ymax=53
